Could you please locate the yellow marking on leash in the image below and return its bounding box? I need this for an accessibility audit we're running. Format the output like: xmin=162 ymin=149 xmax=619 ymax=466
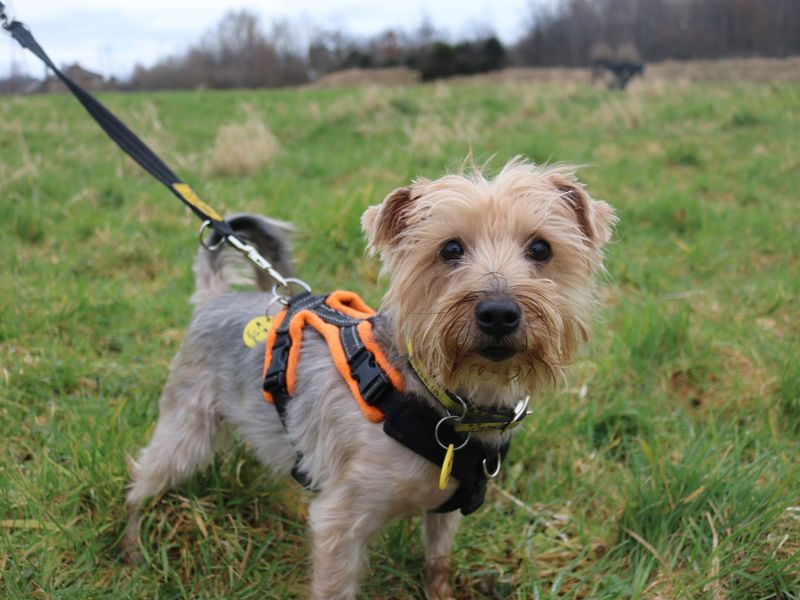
xmin=243 ymin=316 xmax=273 ymax=348
xmin=439 ymin=443 xmax=455 ymax=490
xmin=173 ymin=183 xmax=224 ymax=222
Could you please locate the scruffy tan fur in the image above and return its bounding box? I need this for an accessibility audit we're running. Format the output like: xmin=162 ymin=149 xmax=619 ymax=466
xmin=123 ymin=158 xmax=615 ymax=599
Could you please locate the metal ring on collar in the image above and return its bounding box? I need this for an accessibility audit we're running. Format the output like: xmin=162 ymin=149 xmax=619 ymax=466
xmin=449 ymin=394 xmax=469 ymax=419
xmin=434 ymin=415 xmax=471 ymax=451
xmin=482 ymin=453 xmax=502 ymax=478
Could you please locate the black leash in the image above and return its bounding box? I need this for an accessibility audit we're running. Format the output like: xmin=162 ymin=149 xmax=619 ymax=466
xmin=0 ymin=3 xmax=298 ymax=292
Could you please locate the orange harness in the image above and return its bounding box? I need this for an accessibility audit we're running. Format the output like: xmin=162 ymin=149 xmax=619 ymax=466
xmin=262 ymin=291 xmax=405 ymax=423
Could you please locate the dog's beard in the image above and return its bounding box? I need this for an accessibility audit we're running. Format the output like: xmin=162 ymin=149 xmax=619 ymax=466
xmin=403 ymin=283 xmax=589 ymax=405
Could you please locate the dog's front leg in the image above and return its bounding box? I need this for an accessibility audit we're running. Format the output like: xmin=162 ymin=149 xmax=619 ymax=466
xmin=308 ymin=486 xmax=388 ymax=600
xmin=422 ymin=510 xmax=461 ymax=600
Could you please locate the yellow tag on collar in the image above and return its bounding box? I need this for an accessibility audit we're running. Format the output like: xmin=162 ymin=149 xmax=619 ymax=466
xmin=439 ymin=443 xmax=455 ymax=490
xmin=242 ymin=316 xmax=273 ymax=348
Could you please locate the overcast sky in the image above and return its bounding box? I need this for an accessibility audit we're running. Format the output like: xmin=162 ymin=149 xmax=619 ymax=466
xmin=1 ymin=0 xmax=533 ymax=79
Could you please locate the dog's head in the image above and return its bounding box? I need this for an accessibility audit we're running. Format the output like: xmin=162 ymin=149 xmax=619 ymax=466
xmin=362 ymin=158 xmax=615 ymax=405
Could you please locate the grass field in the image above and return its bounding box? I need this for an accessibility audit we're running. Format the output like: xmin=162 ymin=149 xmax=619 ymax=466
xmin=1 ymin=75 xmax=799 ymax=599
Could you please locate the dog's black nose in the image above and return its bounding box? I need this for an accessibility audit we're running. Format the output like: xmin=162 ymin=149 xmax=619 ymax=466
xmin=475 ymin=299 xmax=521 ymax=337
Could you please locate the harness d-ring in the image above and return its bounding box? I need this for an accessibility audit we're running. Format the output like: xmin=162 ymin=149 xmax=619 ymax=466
xmin=271 ymin=277 xmax=312 ymax=302
xmin=482 ymin=453 xmax=502 ymax=478
xmin=434 ymin=415 xmax=471 ymax=451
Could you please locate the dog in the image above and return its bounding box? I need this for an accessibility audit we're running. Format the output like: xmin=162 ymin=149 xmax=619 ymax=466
xmin=123 ymin=158 xmax=615 ymax=599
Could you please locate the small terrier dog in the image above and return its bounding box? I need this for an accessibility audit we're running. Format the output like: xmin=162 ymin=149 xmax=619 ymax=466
xmin=124 ymin=158 xmax=615 ymax=599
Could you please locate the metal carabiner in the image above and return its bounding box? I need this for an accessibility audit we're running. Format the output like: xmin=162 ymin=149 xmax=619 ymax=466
xmin=198 ymin=220 xmax=307 ymax=295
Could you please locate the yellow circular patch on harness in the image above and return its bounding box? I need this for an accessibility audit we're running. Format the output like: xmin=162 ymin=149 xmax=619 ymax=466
xmin=439 ymin=443 xmax=455 ymax=490
xmin=242 ymin=316 xmax=273 ymax=348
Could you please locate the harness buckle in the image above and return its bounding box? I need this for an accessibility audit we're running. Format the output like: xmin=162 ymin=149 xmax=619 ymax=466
xmin=263 ymin=335 xmax=291 ymax=392
xmin=348 ymin=347 xmax=390 ymax=407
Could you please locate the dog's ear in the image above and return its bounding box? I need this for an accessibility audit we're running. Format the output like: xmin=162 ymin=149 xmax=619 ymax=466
xmin=362 ymin=186 xmax=415 ymax=254
xmin=547 ymin=171 xmax=615 ymax=245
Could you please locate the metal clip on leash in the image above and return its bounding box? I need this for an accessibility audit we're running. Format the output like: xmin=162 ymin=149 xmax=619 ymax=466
xmin=198 ymin=220 xmax=311 ymax=303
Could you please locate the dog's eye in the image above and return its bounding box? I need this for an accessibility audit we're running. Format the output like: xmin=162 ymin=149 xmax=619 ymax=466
xmin=439 ymin=239 xmax=465 ymax=262
xmin=526 ymin=239 xmax=552 ymax=262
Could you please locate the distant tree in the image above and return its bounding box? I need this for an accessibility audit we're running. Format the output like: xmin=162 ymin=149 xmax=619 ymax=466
xmin=308 ymin=29 xmax=359 ymax=77
xmin=514 ymin=0 xmax=800 ymax=67
xmin=405 ymin=36 xmax=506 ymax=80
xmin=131 ymin=10 xmax=308 ymax=90
xmin=307 ymin=22 xmax=505 ymax=82
xmin=127 ymin=0 xmax=800 ymax=90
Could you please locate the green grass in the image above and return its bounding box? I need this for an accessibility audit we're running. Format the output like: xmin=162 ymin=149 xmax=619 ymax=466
xmin=1 ymin=78 xmax=799 ymax=598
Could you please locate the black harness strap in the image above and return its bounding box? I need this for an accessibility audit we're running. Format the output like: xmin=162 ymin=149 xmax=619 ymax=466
xmin=263 ymin=292 xmax=318 ymax=423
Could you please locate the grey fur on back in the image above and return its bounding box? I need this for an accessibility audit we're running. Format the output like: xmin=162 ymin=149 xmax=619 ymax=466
xmin=193 ymin=213 xmax=293 ymax=304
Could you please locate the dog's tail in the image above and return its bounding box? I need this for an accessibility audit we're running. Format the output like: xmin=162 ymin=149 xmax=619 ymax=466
xmin=192 ymin=213 xmax=293 ymax=304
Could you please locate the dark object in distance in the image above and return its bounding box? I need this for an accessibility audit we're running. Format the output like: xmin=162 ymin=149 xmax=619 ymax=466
xmin=593 ymin=59 xmax=644 ymax=90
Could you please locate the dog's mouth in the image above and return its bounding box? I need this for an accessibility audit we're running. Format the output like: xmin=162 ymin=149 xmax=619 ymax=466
xmin=478 ymin=346 xmax=518 ymax=362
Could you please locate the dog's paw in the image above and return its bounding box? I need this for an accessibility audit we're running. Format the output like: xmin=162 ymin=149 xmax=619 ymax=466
xmin=121 ymin=519 xmax=142 ymax=565
xmin=121 ymin=541 xmax=142 ymax=566
xmin=424 ymin=562 xmax=455 ymax=600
